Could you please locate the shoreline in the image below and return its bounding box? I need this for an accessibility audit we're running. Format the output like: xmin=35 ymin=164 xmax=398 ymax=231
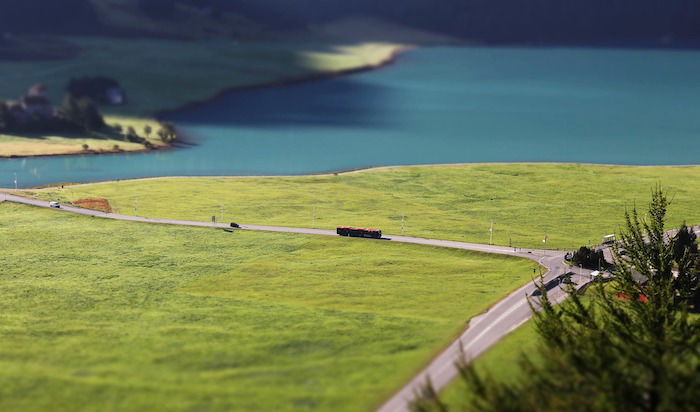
xmin=0 ymin=135 xmax=196 ymax=160
xmin=0 ymin=44 xmax=409 ymax=160
xmin=0 ymin=144 xmax=163 ymax=159
xmin=13 ymin=161 xmax=700 ymax=190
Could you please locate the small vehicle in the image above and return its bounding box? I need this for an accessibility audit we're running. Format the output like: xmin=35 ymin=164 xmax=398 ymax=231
xmin=531 ymin=273 xmax=576 ymax=297
xmin=230 ymin=222 xmax=240 ymax=228
xmin=49 ymin=201 xmax=60 ymax=208
xmin=336 ymin=226 xmax=382 ymax=239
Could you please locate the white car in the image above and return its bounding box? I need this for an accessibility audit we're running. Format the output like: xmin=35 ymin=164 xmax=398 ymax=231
xmin=49 ymin=201 xmax=60 ymax=208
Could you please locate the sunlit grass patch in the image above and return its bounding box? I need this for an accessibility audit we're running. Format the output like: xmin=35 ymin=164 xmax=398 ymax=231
xmin=0 ymin=202 xmax=532 ymax=411
xmin=35 ymin=163 xmax=700 ymax=249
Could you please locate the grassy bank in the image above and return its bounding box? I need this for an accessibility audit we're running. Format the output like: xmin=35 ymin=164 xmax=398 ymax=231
xmin=440 ymin=322 xmax=538 ymax=407
xmin=0 ymin=116 xmax=164 ymax=157
xmin=0 ymin=36 xmax=403 ymax=156
xmin=30 ymin=163 xmax=700 ymax=249
xmin=0 ymin=202 xmax=532 ymax=411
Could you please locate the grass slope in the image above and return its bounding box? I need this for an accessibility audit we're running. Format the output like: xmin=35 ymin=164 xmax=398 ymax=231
xmin=0 ymin=36 xmax=402 ymax=156
xmin=0 ymin=202 xmax=532 ymax=411
xmin=440 ymin=321 xmax=538 ymax=407
xmin=32 ymin=163 xmax=700 ymax=249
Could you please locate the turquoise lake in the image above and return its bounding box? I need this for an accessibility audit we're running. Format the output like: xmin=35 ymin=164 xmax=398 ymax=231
xmin=2 ymin=46 xmax=700 ymax=187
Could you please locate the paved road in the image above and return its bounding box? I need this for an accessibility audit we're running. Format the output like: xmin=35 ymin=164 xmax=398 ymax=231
xmin=0 ymin=192 xmax=587 ymax=411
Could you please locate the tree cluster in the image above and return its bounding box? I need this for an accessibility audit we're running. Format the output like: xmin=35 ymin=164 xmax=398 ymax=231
xmin=66 ymin=77 xmax=125 ymax=105
xmin=204 ymin=0 xmax=700 ymax=45
xmin=0 ymin=99 xmax=86 ymax=134
xmin=61 ymin=95 xmax=106 ymax=132
xmin=110 ymin=122 xmax=176 ymax=148
xmin=413 ymin=189 xmax=699 ymax=412
xmin=570 ymin=246 xmax=607 ymax=270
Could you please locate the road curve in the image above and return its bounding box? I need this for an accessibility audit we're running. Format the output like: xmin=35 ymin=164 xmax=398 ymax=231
xmin=0 ymin=192 xmax=583 ymax=411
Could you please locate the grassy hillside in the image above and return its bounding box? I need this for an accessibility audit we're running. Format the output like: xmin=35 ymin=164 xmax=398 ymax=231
xmin=0 ymin=202 xmax=533 ymax=411
xmin=88 ymin=0 xmax=266 ymax=39
xmin=440 ymin=322 xmax=538 ymax=407
xmin=0 ymin=36 xmax=402 ymax=156
xmin=30 ymin=163 xmax=700 ymax=249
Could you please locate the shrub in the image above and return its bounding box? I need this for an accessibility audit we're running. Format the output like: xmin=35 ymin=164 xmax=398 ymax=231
xmin=571 ymin=246 xmax=606 ymax=269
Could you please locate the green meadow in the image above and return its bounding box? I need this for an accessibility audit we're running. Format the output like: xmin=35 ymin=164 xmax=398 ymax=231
xmin=34 ymin=163 xmax=700 ymax=249
xmin=0 ymin=202 xmax=533 ymax=411
xmin=440 ymin=321 xmax=539 ymax=407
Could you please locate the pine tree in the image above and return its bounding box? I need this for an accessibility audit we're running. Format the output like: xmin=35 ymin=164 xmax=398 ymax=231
xmin=415 ymin=189 xmax=700 ymax=412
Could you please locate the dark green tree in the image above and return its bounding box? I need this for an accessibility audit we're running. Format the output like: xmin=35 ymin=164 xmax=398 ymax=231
xmin=570 ymin=245 xmax=606 ymax=270
xmin=161 ymin=122 xmax=176 ymax=141
xmin=672 ymin=224 xmax=700 ymax=311
xmin=0 ymin=102 xmax=10 ymax=130
xmin=414 ymin=189 xmax=700 ymax=412
xmin=672 ymin=223 xmax=698 ymax=263
xmin=62 ymin=94 xmax=105 ymax=131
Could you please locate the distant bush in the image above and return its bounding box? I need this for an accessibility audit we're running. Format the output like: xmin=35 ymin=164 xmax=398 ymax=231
xmin=62 ymin=95 xmax=106 ymax=132
xmin=570 ymin=246 xmax=606 ymax=270
xmin=157 ymin=123 xmax=177 ymax=142
xmin=66 ymin=77 xmax=126 ymax=105
xmin=673 ymin=223 xmax=698 ymax=263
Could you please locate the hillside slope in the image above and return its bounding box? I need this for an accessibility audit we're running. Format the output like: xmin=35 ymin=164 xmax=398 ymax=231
xmin=1 ymin=0 xmax=698 ymax=46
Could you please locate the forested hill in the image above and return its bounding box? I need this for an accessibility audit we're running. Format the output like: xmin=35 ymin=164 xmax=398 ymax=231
xmin=224 ymin=0 xmax=699 ymax=45
xmin=1 ymin=0 xmax=698 ymax=46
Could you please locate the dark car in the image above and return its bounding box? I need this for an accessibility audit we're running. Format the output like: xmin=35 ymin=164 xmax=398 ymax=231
xmin=230 ymin=222 xmax=240 ymax=228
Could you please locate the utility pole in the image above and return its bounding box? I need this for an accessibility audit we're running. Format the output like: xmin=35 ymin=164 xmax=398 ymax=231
xmin=489 ymin=221 xmax=493 ymax=245
xmin=13 ymin=172 xmax=17 ymax=190
xmin=312 ymin=206 xmax=316 ymax=228
xmin=134 ymin=198 xmax=138 ymax=216
xmin=401 ymin=215 xmax=405 ymax=235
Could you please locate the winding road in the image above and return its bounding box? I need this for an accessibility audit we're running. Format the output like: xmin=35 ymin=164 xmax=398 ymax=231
xmin=0 ymin=191 xmax=592 ymax=411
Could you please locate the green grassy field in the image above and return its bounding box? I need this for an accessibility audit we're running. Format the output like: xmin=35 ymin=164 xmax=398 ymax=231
xmin=31 ymin=163 xmax=700 ymax=249
xmin=0 ymin=36 xmax=401 ymax=156
xmin=0 ymin=202 xmax=533 ymax=411
xmin=440 ymin=321 xmax=538 ymax=407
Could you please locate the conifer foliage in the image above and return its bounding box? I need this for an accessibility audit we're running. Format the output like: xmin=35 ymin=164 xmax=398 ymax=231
xmin=413 ymin=189 xmax=699 ymax=412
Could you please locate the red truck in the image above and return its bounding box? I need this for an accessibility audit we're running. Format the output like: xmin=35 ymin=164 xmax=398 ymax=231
xmin=336 ymin=226 xmax=382 ymax=239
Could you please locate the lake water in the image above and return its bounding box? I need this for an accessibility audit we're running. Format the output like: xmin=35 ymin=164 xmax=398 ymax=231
xmin=2 ymin=46 xmax=700 ymax=187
